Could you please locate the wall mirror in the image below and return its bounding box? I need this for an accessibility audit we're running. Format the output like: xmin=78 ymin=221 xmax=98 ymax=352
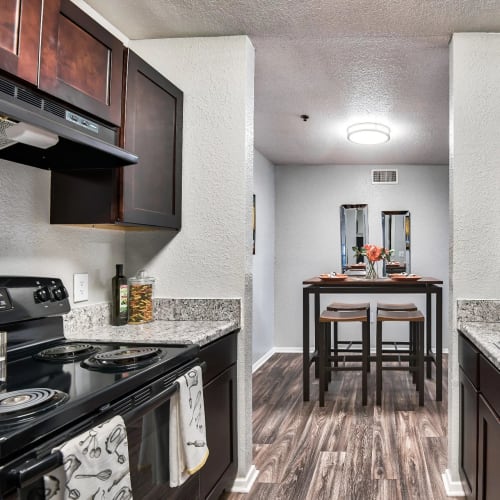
xmin=340 ymin=204 xmax=368 ymax=271
xmin=382 ymin=210 xmax=411 ymax=274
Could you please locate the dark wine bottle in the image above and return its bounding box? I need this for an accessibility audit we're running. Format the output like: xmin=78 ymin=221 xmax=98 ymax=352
xmin=111 ymin=264 xmax=128 ymax=325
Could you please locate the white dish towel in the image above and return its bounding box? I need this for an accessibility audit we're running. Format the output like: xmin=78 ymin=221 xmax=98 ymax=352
xmin=169 ymin=365 xmax=209 ymax=487
xmin=44 ymin=415 xmax=133 ymax=500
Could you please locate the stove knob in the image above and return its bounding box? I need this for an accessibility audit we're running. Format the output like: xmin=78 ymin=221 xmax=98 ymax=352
xmin=34 ymin=287 xmax=50 ymax=303
xmin=52 ymin=286 xmax=68 ymax=301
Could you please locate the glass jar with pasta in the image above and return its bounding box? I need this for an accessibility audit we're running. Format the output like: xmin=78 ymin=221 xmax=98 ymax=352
xmin=127 ymin=270 xmax=155 ymax=324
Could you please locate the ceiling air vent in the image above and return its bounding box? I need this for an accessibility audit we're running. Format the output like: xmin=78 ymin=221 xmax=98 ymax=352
xmin=372 ymin=169 xmax=398 ymax=184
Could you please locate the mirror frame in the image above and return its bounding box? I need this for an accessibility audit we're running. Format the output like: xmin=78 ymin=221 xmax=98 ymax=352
xmin=381 ymin=210 xmax=411 ymax=274
xmin=340 ymin=204 xmax=368 ymax=271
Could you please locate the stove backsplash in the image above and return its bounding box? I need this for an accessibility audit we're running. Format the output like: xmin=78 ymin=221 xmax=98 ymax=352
xmin=63 ymin=298 xmax=241 ymax=335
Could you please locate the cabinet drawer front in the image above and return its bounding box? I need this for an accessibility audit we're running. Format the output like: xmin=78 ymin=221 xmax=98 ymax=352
xmin=459 ymin=333 xmax=479 ymax=388
xmin=199 ymin=332 xmax=237 ymax=385
xmin=480 ymin=355 xmax=500 ymax=416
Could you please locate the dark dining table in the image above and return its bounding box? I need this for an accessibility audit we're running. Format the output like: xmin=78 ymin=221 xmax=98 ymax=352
xmin=302 ymin=275 xmax=444 ymax=402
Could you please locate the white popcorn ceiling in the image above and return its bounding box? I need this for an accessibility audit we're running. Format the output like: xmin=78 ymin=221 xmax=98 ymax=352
xmin=84 ymin=0 xmax=500 ymax=166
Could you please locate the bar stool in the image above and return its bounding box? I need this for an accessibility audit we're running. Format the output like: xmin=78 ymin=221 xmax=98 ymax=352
xmin=376 ymin=309 xmax=425 ymax=406
xmin=377 ymin=302 xmax=418 ymax=381
xmin=326 ymin=302 xmax=370 ymax=370
xmin=318 ymin=310 xmax=369 ymax=407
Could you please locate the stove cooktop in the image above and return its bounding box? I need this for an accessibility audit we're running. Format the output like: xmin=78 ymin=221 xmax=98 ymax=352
xmin=0 ymin=339 xmax=199 ymax=462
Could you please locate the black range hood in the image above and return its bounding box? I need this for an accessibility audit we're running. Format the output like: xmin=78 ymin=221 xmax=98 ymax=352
xmin=0 ymin=75 xmax=138 ymax=170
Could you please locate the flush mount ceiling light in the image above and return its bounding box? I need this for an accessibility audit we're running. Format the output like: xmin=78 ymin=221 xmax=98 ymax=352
xmin=347 ymin=122 xmax=390 ymax=145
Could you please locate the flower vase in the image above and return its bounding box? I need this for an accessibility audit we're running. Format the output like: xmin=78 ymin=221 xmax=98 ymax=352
xmin=366 ymin=261 xmax=378 ymax=279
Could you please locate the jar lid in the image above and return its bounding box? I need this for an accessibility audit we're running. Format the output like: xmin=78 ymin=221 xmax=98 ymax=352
xmin=128 ymin=269 xmax=155 ymax=285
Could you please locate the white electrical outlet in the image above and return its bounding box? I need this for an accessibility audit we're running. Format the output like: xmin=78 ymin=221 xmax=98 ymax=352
xmin=73 ymin=273 xmax=89 ymax=302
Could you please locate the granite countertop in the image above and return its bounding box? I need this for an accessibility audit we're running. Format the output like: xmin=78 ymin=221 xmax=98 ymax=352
xmin=459 ymin=322 xmax=500 ymax=371
xmin=65 ymin=319 xmax=240 ymax=347
xmin=62 ymin=298 xmax=241 ymax=347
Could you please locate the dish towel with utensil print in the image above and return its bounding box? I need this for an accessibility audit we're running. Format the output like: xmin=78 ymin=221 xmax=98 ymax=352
xmin=169 ymin=365 xmax=209 ymax=487
xmin=44 ymin=415 xmax=133 ymax=499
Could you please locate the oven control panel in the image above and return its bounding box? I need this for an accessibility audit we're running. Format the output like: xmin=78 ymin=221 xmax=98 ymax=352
xmin=0 ymin=277 xmax=70 ymax=324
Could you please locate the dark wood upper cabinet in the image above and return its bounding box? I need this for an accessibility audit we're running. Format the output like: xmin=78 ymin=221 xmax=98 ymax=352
xmin=0 ymin=0 xmax=42 ymax=85
xmin=120 ymin=50 xmax=183 ymax=228
xmin=50 ymin=50 xmax=183 ymax=230
xmin=39 ymin=0 xmax=123 ymax=125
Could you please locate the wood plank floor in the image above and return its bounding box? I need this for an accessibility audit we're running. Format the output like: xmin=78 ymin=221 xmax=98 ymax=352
xmin=223 ymin=353 xmax=460 ymax=500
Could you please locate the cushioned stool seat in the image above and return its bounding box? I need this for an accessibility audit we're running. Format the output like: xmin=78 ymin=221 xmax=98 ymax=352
xmin=376 ymin=302 xmax=419 ymax=380
xmin=325 ymin=302 xmax=371 ymax=370
xmin=377 ymin=302 xmax=417 ymax=311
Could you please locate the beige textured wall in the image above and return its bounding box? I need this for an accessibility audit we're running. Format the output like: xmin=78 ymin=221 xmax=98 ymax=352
xmin=0 ymin=160 xmax=125 ymax=304
xmin=127 ymin=36 xmax=256 ymax=483
xmin=448 ymin=32 xmax=500 ymax=487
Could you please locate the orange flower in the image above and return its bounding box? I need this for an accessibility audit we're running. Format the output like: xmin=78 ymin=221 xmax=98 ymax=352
xmin=353 ymin=244 xmax=394 ymax=262
xmin=366 ymin=245 xmax=382 ymax=262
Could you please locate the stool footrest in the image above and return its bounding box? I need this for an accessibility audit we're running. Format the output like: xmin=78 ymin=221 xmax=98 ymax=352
xmin=325 ymin=365 xmax=364 ymax=372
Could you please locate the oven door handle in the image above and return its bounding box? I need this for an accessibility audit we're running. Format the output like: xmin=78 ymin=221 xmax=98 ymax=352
xmin=10 ymin=382 xmax=180 ymax=488
xmin=10 ymin=360 xmax=207 ymax=488
xmin=122 ymin=360 xmax=206 ymax=426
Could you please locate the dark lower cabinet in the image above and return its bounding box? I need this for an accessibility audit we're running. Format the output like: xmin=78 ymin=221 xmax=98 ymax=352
xmin=477 ymin=395 xmax=500 ymax=500
xmin=458 ymin=332 xmax=500 ymax=500
xmin=174 ymin=331 xmax=238 ymax=500
xmin=459 ymin=368 xmax=478 ymax=499
xmin=199 ymin=332 xmax=238 ymax=499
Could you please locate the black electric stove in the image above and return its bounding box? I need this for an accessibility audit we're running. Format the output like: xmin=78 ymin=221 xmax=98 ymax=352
xmin=0 ymin=277 xmax=199 ymax=497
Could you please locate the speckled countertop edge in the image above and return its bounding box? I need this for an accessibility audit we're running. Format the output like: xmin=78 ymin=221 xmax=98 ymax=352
xmin=64 ymin=319 xmax=240 ymax=347
xmin=457 ymin=299 xmax=500 ymax=371
xmin=63 ymin=298 xmax=241 ymax=347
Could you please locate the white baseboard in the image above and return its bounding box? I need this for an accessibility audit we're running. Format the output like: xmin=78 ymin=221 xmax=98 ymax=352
xmin=252 ymin=348 xmax=276 ymax=373
xmin=442 ymin=469 xmax=466 ymax=496
xmin=231 ymin=465 xmax=259 ymax=493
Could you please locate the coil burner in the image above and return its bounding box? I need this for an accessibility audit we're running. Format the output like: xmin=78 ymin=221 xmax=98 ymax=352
xmin=0 ymin=388 xmax=69 ymax=428
xmin=82 ymin=346 xmax=162 ymax=372
xmin=34 ymin=343 xmax=101 ymax=362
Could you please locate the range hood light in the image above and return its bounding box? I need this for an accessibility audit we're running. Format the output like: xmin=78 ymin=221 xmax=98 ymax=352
xmin=5 ymin=122 xmax=59 ymax=149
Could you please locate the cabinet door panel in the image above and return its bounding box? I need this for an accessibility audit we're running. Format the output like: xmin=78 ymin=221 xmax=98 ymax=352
xmin=39 ymin=0 xmax=122 ymax=125
xmin=200 ymin=365 xmax=237 ymax=499
xmin=122 ymin=50 xmax=183 ymax=228
xmin=477 ymin=395 xmax=500 ymax=500
xmin=459 ymin=368 xmax=478 ymax=499
xmin=0 ymin=0 xmax=41 ymax=84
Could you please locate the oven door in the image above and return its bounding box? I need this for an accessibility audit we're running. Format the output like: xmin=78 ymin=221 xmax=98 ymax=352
xmin=2 ymin=362 xmax=203 ymax=500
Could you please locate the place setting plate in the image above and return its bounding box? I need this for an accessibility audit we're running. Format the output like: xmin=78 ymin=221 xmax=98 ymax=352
xmin=319 ymin=274 xmax=348 ymax=281
xmin=388 ymin=274 xmax=422 ymax=282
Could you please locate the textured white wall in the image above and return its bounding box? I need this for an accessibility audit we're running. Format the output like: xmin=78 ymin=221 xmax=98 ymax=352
xmin=0 ymin=160 xmax=125 ymax=304
xmin=447 ymin=33 xmax=500 ymax=486
xmin=127 ymin=36 xmax=255 ymax=481
xmin=275 ymin=163 xmax=449 ymax=349
xmin=253 ymin=150 xmax=276 ymax=363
